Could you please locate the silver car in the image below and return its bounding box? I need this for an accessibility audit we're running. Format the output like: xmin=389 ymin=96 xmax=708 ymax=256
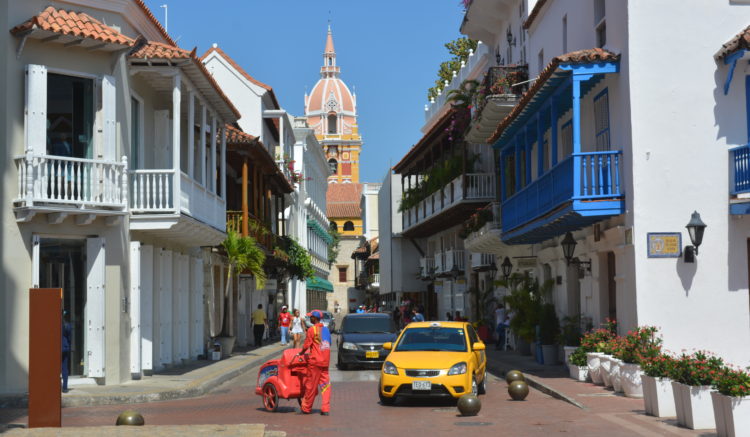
xmin=305 ymin=311 xmax=335 ymax=333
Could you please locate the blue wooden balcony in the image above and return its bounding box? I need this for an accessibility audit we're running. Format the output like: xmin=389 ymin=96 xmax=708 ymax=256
xmin=730 ymin=144 xmax=750 ymax=214
xmin=501 ymin=151 xmax=624 ymax=244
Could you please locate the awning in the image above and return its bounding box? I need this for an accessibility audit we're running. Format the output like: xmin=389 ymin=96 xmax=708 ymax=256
xmin=307 ymin=276 xmax=333 ymax=293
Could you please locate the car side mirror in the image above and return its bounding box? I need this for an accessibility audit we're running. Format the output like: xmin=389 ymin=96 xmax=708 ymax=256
xmin=382 ymin=342 xmax=392 ymax=350
xmin=472 ymin=342 xmax=486 ymax=351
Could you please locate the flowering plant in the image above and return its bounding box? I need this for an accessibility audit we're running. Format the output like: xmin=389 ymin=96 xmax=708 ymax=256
xmin=612 ymin=326 xmax=662 ymax=364
xmin=641 ymin=354 xmax=676 ymax=379
xmin=671 ymin=351 xmax=724 ymax=386
xmin=713 ymin=367 xmax=750 ymax=397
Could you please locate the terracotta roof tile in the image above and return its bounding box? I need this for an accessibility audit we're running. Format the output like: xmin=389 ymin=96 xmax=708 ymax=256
xmin=10 ymin=6 xmax=135 ymax=46
xmin=130 ymin=40 xmax=191 ymax=59
xmin=523 ymin=0 xmax=549 ymax=30
xmin=200 ymin=46 xmax=280 ymax=109
xmin=326 ymin=183 xmax=363 ymax=218
xmin=225 ymin=124 xmax=257 ymax=144
xmin=368 ymin=252 xmax=380 ymax=261
xmin=716 ymin=25 xmax=750 ymax=61
xmin=487 ymin=48 xmax=620 ymax=144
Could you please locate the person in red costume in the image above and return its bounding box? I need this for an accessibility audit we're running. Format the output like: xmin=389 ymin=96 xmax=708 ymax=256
xmin=299 ymin=310 xmax=331 ymax=415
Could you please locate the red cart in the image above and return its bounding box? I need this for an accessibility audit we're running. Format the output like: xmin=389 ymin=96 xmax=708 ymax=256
xmin=255 ymin=348 xmax=308 ymax=412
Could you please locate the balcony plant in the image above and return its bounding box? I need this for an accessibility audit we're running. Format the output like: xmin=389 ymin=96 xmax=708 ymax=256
xmin=427 ymin=37 xmax=478 ymax=101
xmin=711 ymin=366 xmax=750 ymax=436
xmin=327 ymin=224 xmax=341 ymax=265
xmin=398 ymin=153 xmax=479 ymax=213
xmin=277 ymin=236 xmax=315 ymax=280
xmin=670 ymin=351 xmax=724 ymax=430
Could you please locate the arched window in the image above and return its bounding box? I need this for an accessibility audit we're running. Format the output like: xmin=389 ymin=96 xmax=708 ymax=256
xmin=330 ymin=221 xmax=338 ymax=231
xmin=343 ymin=221 xmax=355 ymax=231
xmin=328 ymin=113 xmax=337 ymax=134
xmin=328 ymin=158 xmax=338 ymax=175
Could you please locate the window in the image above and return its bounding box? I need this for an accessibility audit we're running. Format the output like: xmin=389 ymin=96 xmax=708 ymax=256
xmin=594 ymin=89 xmax=611 ymax=151
xmin=338 ymin=266 xmax=347 ymax=283
xmin=561 ymin=121 xmax=573 ymax=157
xmin=343 ymin=221 xmax=354 ymax=231
xmin=562 ymin=15 xmax=568 ymax=53
xmin=130 ymin=96 xmax=140 ymax=169
xmin=594 ymin=0 xmax=606 ymax=47
xmin=328 ymin=158 xmax=338 ymax=175
xmin=327 ymin=113 xmax=337 ymax=134
xmin=330 ymin=221 xmax=338 ymax=231
xmin=538 ymin=49 xmax=544 ymax=75
xmin=47 ymin=73 xmax=94 ymax=159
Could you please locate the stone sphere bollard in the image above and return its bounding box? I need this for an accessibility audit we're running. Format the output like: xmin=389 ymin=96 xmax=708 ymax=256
xmin=115 ymin=410 xmax=145 ymax=426
xmin=505 ymin=369 xmax=525 ymax=384
xmin=457 ymin=394 xmax=482 ymax=416
xmin=508 ymin=380 xmax=529 ymax=401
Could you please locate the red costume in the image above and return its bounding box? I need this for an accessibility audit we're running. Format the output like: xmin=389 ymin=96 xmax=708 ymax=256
xmin=300 ymin=322 xmax=331 ymax=414
xmin=278 ymin=311 xmax=292 ymax=328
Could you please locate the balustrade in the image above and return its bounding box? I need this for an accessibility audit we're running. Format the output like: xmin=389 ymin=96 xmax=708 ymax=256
xmin=131 ymin=169 xmax=176 ymax=212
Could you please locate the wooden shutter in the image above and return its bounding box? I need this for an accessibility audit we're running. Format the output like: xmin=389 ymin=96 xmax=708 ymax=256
xmin=101 ymin=75 xmax=117 ymax=161
xmin=140 ymin=245 xmax=154 ymax=371
xmin=25 ymin=64 xmax=47 ymax=155
xmin=129 ymin=242 xmax=141 ymax=374
xmin=86 ymin=237 xmax=106 ymax=378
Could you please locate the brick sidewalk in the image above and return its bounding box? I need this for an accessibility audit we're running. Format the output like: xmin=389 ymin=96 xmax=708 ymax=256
xmin=0 ymin=424 xmax=276 ymax=437
xmin=485 ymin=349 xmax=708 ymax=436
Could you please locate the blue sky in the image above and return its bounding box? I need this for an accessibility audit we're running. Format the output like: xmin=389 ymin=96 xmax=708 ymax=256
xmin=143 ymin=0 xmax=465 ymax=183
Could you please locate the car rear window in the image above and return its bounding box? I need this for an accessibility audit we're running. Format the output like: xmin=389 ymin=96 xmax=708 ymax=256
xmin=395 ymin=327 xmax=467 ymax=352
xmin=342 ymin=317 xmax=396 ymax=334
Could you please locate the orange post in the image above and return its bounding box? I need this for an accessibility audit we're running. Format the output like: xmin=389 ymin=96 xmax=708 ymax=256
xmin=28 ymin=288 xmax=62 ymax=428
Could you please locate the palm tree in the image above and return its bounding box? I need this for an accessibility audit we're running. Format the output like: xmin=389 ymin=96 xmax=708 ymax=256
xmin=220 ymin=230 xmax=266 ymax=336
xmin=447 ymin=79 xmax=480 ymax=109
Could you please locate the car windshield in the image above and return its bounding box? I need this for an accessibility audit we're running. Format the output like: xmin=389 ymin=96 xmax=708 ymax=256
xmin=395 ymin=327 xmax=467 ymax=352
xmin=342 ymin=317 xmax=396 ymax=334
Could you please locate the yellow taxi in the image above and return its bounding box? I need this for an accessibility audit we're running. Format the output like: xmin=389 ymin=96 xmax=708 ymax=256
xmin=378 ymin=321 xmax=487 ymax=405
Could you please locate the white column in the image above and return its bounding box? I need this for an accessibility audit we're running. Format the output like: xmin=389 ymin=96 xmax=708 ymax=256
xmin=220 ymin=124 xmax=227 ymax=201
xmin=200 ymin=103 xmax=207 ymax=186
xmin=172 ymin=252 xmax=182 ymax=364
xmin=129 ymin=242 xmax=142 ymax=376
xmin=140 ymin=245 xmax=154 ymax=373
xmin=187 ymin=91 xmax=195 ymax=179
xmin=172 ymin=74 xmax=182 ymax=213
xmin=210 ymin=114 xmax=217 ymax=193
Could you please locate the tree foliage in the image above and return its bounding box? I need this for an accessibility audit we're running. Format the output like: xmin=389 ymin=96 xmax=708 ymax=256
xmin=427 ymin=37 xmax=478 ymax=101
xmin=328 ymin=223 xmax=341 ymax=265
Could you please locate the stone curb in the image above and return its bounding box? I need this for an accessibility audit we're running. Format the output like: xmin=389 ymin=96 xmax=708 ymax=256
xmin=0 ymin=345 xmax=284 ymax=409
xmin=486 ymin=357 xmax=586 ymax=410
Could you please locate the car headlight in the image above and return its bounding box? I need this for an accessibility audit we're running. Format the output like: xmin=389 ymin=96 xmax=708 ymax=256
xmin=342 ymin=342 xmax=357 ymax=350
xmin=447 ymin=362 xmax=467 ymax=375
xmin=383 ymin=361 xmax=399 ymax=375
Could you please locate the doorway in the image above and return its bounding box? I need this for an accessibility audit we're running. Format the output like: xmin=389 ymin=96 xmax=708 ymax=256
xmin=39 ymin=238 xmax=86 ymax=376
xmin=606 ymin=252 xmax=617 ymax=322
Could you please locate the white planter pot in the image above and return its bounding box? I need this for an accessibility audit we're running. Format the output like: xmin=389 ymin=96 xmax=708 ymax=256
xmin=672 ymin=382 xmax=715 ymax=430
xmin=642 ymin=375 xmax=676 ymax=417
xmin=563 ymin=346 xmax=577 ymax=365
xmin=569 ymin=364 xmax=589 ymax=382
xmin=620 ymin=362 xmax=644 ymax=398
xmin=610 ymin=358 xmax=623 ymax=393
xmin=587 ymin=352 xmax=604 ymax=385
xmin=600 ymin=355 xmax=613 ymax=388
xmin=713 ymin=391 xmax=750 ymax=437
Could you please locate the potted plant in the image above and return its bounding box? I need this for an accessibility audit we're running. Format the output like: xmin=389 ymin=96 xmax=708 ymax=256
xmin=539 ymin=303 xmax=561 ymax=366
xmin=569 ymin=347 xmax=590 ymax=382
xmin=559 ymin=315 xmax=582 ymax=366
xmin=711 ymin=366 xmax=750 ymax=437
xmin=641 ymin=354 xmax=677 ymax=417
xmin=580 ymin=327 xmax=615 ymax=385
xmin=671 ymin=351 xmax=724 ymax=430
xmin=609 ymin=337 xmax=625 ymax=393
xmin=502 ymin=273 xmax=545 ymax=356
xmin=615 ymin=326 xmax=661 ymax=398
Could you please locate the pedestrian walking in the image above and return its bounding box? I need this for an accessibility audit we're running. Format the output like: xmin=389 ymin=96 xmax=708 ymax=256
xmin=298 ymin=310 xmax=331 ymax=415
xmin=446 ymin=311 xmax=454 ymax=321
xmin=291 ymin=309 xmax=304 ymax=348
xmin=251 ymin=304 xmax=268 ymax=348
xmin=61 ymin=311 xmax=71 ymax=393
xmin=278 ymin=306 xmax=292 ymax=346
xmin=411 ymin=307 xmax=425 ymax=323
xmin=454 ymin=311 xmax=465 ymax=322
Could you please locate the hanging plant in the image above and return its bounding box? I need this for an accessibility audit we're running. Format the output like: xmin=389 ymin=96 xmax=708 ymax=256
xmin=277 ymin=236 xmax=314 ymax=280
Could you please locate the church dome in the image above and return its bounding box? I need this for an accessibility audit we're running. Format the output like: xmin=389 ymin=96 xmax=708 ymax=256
xmin=304 ymin=26 xmax=357 ymax=117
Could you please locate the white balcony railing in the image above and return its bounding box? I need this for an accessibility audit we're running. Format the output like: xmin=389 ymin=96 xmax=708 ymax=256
xmin=404 ymin=173 xmax=495 ymax=232
xmin=369 ymin=273 xmax=380 ymax=286
xmin=130 ymin=170 xmax=226 ymax=231
xmin=435 ymin=252 xmax=446 ymax=274
xmin=445 ymin=250 xmax=466 ymax=272
xmin=420 ymin=257 xmax=435 ymax=278
xmin=471 ymin=253 xmax=495 ymax=270
xmin=131 ymin=169 xmax=176 ymax=212
xmin=14 ymin=154 xmax=127 ymax=209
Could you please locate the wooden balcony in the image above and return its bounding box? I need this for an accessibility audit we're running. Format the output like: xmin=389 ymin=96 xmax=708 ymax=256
xmin=225 ymin=210 xmax=276 ymax=249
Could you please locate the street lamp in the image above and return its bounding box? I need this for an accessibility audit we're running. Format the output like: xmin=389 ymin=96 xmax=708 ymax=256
xmin=488 ymin=261 xmax=498 ymax=280
xmin=684 ymin=211 xmax=707 ymax=263
xmin=501 ymin=256 xmax=513 ymax=280
xmin=506 ymin=27 xmax=516 ymax=47
xmin=560 ymin=232 xmax=591 ymax=272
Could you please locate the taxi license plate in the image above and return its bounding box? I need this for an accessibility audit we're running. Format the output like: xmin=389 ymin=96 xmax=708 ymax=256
xmin=365 ymin=351 xmax=379 ymax=359
xmin=412 ymin=380 xmax=431 ymax=391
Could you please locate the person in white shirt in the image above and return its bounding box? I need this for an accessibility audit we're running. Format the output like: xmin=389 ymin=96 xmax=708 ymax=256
xmin=291 ymin=308 xmax=305 ymax=348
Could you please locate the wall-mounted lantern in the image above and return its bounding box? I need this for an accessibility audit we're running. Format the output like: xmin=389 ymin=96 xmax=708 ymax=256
xmin=561 ymin=232 xmax=591 ymax=272
xmin=684 ymin=211 xmax=707 ymax=263
xmin=501 ymin=256 xmax=513 ymax=280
